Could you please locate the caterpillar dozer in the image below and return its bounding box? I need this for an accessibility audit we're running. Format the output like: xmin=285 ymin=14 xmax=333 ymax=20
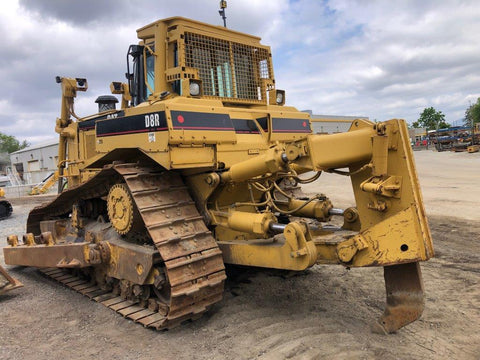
xmin=4 ymin=17 xmax=433 ymax=333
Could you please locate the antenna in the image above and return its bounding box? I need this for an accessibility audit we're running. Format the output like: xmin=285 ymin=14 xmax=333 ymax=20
xmin=218 ymin=1 xmax=227 ymax=28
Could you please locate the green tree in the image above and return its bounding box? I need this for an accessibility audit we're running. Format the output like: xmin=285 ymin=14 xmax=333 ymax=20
xmin=0 ymin=132 xmax=29 ymax=153
xmin=464 ymin=98 xmax=480 ymax=127
xmin=416 ymin=107 xmax=450 ymax=131
xmin=411 ymin=121 xmax=421 ymax=128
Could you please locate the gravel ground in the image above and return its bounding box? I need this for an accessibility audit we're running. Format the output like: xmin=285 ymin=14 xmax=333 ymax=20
xmin=1 ymin=150 xmax=479 ymax=360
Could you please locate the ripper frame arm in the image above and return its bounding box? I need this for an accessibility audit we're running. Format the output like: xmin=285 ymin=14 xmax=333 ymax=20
xmin=211 ymin=118 xmax=433 ymax=333
xmin=215 ymin=118 xmax=434 ymax=267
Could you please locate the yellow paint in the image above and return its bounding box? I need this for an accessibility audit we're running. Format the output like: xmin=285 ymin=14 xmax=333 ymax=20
xmin=47 ymin=18 xmax=432 ymax=273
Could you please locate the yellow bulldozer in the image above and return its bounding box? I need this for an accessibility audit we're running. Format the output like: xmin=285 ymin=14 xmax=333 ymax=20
xmin=4 ymin=17 xmax=433 ymax=333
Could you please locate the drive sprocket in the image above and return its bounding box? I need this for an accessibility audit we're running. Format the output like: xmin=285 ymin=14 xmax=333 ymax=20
xmin=107 ymin=184 xmax=134 ymax=235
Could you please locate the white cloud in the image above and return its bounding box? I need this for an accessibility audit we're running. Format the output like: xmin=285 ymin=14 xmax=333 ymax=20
xmin=272 ymin=0 xmax=480 ymax=124
xmin=1 ymin=0 xmax=479 ymax=144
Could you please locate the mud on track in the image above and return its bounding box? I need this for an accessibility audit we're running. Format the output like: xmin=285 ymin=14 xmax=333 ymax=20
xmin=1 ymin=150 xmax=479 ymax=360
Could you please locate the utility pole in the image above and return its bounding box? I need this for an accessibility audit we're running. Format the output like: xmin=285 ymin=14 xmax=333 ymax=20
xmin=219 ymin=1 xmax=227 ymax=28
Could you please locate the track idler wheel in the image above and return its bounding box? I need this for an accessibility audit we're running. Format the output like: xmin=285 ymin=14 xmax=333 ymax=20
xmin=372 ymin=262 xmax=425 ymax=334
xmin=107 ymin=184 xmax=134 ymax=235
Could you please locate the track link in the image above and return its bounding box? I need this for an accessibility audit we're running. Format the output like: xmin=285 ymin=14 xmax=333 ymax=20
xmin=31 ymin=163 xmax=226 ymax=329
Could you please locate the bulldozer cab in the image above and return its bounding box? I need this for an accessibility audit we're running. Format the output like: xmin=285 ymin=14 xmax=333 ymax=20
xmin=126 ymin=17 xmax=279 ymax=106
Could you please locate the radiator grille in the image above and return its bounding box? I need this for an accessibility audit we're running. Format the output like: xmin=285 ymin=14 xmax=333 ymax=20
xmin=184 ymin=32 xmax=271 ymax=101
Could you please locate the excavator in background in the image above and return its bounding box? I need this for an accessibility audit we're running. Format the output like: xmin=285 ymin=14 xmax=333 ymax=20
xmin=4 ymin=17 xmax=433 ymax=333
xmin=29 ymin=171 xmax=59 ymax=195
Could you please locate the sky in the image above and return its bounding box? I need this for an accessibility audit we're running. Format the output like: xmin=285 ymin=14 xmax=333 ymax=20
xmin=1 ymin=0 xmax=480 ymax=144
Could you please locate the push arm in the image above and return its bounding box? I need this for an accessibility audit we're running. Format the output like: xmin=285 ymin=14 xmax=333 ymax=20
xmin=54 ymin=77 xmax=88 ymax=192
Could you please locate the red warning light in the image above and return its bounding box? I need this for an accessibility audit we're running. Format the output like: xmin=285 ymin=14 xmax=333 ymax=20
xmin=177 ymin=115 xmax=185 ymax=124
xmin=302 ymin=121 xmax=307 ymax=127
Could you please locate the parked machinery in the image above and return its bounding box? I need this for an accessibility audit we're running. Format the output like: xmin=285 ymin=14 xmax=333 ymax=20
xmin=4 ymin=17 xmax=433 ymax=333
xmin=29 ymin=171 xmax=59 ymax=195
xmin=0 ymin=188 xmax=13 ymax=220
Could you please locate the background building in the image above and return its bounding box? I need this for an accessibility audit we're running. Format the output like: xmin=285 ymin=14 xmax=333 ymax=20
xmin=9 ymin=139 xmax=58 ymax=184
xmin=0 ymin=152 xmax=9 ymax=174
xmin=408 ymin=127 xmax=428 ymax=146
xmin=0 ymin=152 xmax=10 ymax=187
xmin=304 ymin=111 xmax=369 ymax=134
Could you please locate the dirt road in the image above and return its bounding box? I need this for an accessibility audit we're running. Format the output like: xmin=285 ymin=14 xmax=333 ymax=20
xmin=1 ymin=150 xmax=479 ymax=360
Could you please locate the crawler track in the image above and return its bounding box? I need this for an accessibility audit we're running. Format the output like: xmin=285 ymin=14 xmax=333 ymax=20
xmin=30 ymin=163 xmax=226 ymax=329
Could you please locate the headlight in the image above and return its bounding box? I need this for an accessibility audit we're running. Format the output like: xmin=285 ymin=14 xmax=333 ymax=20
xmin=276 ymin=92 xmax=283 ymax=104
xmin=276 ymin=90 xmax=285 ymax=105
xmin=189 ymin=81 xmax=200 ymax=96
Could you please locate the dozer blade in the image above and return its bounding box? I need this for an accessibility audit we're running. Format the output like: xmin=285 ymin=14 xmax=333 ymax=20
xmin=373 ymin=262 xmax=424 ymax=334
xmin=0 ymin=265 xmax=23 ymax=295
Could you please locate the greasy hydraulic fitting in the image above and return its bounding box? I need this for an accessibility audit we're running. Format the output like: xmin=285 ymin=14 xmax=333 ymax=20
xmin=337 ymin=234 xmax=369 ymax=263
xmin=87 ymin=242 xmax=111 ymax=265
xmin=360 ymin=175 xmax=402 ymax=198
xmin=342 ymin=207 xmax=360 ymax=231
xmin=343 ymin=207 xmax=359 ymax=223
xmin=96 ymin=241 xmax=112 ymax=263
xmin=87 ymin=248 xmax=103 ymax=265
